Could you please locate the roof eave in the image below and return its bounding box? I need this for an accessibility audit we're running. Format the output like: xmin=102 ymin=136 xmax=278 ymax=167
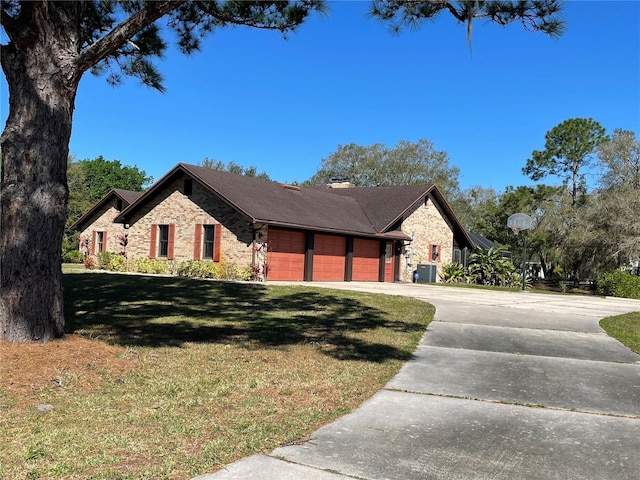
xmin=70 ymin=189 xmax=129 ymax=231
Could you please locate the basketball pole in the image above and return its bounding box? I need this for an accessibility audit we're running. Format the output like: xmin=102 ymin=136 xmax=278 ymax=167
xmin=521 ymin=231 xmax=527 ymax=292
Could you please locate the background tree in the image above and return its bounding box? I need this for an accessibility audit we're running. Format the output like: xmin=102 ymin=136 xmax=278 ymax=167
xmin=594 ymin=129 xmax=640 ymax=273
xmin=523 ymin=118 xmax=608 ymax=206
xmin=452 ymin=185 xmax=499 ymax=232
xmin=470 ymin=184 xmax=564 ymax=279
xmin=307 ymin=139 xmax=461 ymax=199
xmin=79 ymin=156 xmax=152 ymax=204
xmin=0 ymin=1 xmax=564 ymax=343
xmin=201 ymin=157 xmax=271 ymax=180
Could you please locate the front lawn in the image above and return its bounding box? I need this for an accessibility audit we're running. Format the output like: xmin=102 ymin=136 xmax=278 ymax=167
xmin=600 ymin=312 xmax=640 ymax=354
xmin=0 ymin=273 xmax=433 ymax=479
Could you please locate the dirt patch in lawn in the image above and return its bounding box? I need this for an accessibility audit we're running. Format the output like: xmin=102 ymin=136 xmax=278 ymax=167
xmin=0 ymin=334 xmax=137 ymax=397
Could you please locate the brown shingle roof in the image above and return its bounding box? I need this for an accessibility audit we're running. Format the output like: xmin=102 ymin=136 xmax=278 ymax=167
xmin=182 ymin=164 xmax=378 ymax=236
xmin=114 ymin=163 xmax=472 ymax=246
xmin=318 ymin=184 xmax=436 ymax=232
xmin=69 ymin=189 xmax=143 ymax=231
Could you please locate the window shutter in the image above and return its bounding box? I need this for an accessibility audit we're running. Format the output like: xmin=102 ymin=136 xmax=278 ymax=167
xmin=437 ymin=245 xmax=441 ymax=262
xmin=103 ymin=232 xmax=108 ymax=253
xmin=213 ymin=224 xmax=222 ymax=262
xmin=150 ymin=224 xmax=158 ymax=259
xmin=167 ymin=224 xmax=176 ymax=260
xmin=194 ymin=224 xmax=202 ymax=260
xmin=91 ymin=231 xmax=96 ymax=255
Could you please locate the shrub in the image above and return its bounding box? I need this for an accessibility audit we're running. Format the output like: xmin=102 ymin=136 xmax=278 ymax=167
xmin=597 ymin=270 xmax=640 ymax=299
xmin=440 ymin=263 xmax=467 ymax=283
xmin=107 ymin=254 xmax=128 ymax=272
xmin=96 ymin=251 xmax=116 ymax=270
xmin=84 ymin=255 xmax=98 ymax=270
xmin=63 ymin=250 xmax=84 ymax=264
xmin=133 ymin=258 xmax=169 ymax=275
xmin=177 ymin=260 xmax=254 ymax=281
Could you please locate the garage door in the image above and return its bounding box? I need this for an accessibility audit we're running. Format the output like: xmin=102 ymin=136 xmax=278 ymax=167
xmin=313 ymin=234 xmax=346 ymax=281
xmin=352 ymin=238 xmax=380 ymax=281
xmin=267 ymin=228 xmax=306 ymax=281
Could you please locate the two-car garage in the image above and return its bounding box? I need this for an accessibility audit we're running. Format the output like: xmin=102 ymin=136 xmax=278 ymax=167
xmin=266 ymin=228 xmax=396 ymax=282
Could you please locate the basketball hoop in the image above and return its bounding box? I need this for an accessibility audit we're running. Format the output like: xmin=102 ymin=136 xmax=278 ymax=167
xmin=507 ymin=213 xmax=534 ymax=291
xmin=507 ymin=213 xmax=534 ymax=235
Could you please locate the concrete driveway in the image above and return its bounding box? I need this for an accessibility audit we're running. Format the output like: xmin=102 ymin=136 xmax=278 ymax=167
xmin=196 ymin=283 xmax=640 ymax=480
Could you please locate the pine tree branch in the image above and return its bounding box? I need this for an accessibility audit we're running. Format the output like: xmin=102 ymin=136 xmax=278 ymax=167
xmin=75 ymin=1 xmax=185 ymax=75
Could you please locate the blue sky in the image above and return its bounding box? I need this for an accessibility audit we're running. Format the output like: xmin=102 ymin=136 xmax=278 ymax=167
xmin=1 ymin=1 xmax=639 ymax=192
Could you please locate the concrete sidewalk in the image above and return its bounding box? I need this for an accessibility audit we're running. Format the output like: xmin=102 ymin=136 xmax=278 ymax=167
xmin=195 ymin=284 xmax=640 ymax=480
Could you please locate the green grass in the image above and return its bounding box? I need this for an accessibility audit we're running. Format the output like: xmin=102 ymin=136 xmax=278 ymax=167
xmin=600 ymin=312 xmax=640 ymax=354
xmin=0 ymin=273 xmax=434 ymax=479
xmin=62 ymin=262 xmax=86 ymax=273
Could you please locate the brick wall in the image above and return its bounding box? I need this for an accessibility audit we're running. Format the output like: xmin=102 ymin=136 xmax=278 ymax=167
xmin=400 ymin=194 xmax=454 ymax=283
xmin=78 ymin=201 xmax=128 ymax=255
xmin=126 ymin=174 xmax=254 ymax=266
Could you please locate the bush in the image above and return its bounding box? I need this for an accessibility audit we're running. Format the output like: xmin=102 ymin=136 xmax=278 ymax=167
xmin=597 ymin=270 xmax=640 ymax=299
xmin=177 ymin=260 xmax=254 ymax=281
xmin=133 ymin=258 xmax=169 ymax=275
xmin=440 ymin=263 xmax=467 ymax=283
xmin=84 ymin=255 xmax=98 ymax=270
xmin=96 ymin=251 xmax=116 ymax=270
xmin=107 ymin=254 xmax=128 ymax=272
xmin=63 ymin=250 xmax=84 ymax=264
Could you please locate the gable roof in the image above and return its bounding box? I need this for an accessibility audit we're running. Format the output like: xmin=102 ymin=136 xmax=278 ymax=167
xmin=69 ymin=188 xmax=143 ymax=231
xmin=323 ymin=184 xmax=473 ymax=248
xmin=113 ymin=163 xmax=473 ymax=247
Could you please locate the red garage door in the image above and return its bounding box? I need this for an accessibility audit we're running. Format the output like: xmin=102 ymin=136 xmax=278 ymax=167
xmin=352 ymin=238 xmax=380 ymax=281
xmin=313 ymin=234 xmax=346 ymax=281
xmin=267 ymin=228 xmax=306 ymax=281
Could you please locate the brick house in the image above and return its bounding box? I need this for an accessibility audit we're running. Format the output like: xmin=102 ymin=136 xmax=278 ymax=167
xmin=72 ymin=163 xmax=474 ymax=283
xmin=71 ymin=188 xmax=142 ymax=256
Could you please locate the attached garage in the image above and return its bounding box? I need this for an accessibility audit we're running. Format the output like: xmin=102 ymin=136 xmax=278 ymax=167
xmin=352 ymin=238 xmax=381 ymax=282
xmin=312 ymin=234 xmax=346 ymax=281
xmin=267 ymin=228 xmax=306 ymax=281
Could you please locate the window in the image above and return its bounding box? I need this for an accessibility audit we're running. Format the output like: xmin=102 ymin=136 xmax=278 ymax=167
xmin=453 ymin=247 xmax=462 ymax=264
xmin=184 ymin=179 xmax=193 ymax=196
xmin=96 ymin=231 xmax=105 ymax=253
xmin=385 ymin=244 xmax=393 ymax=263
xmin=158 ymin=225 xmax=169 ymax=258
xmin=431 ymin=244 xmax=440 ymax=262
xmin=202 ymin=225 xmax=215 ymax=259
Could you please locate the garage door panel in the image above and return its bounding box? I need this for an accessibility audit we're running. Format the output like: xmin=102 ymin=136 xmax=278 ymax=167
xmin=313 ymin=234 xmax=346 ymax=281
xmin=352 ymin=238 xmax=380 ymax=281
xmin=267 ymin=229 xmax=305 ymax=281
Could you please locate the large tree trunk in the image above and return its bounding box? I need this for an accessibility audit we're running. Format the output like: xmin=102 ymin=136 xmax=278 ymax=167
xmin=0 ymin=9 xmax=80 ymax=342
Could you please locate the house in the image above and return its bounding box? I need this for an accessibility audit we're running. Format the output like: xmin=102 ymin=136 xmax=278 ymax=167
xmin=72 ymin=163 xmax=474 ymax=283
xmin=70 ymin=188 xmax=143 ymax=255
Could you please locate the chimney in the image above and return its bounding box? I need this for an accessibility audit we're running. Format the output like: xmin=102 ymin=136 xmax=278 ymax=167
xmin=327 ymin=178 xmax=353 ymax=189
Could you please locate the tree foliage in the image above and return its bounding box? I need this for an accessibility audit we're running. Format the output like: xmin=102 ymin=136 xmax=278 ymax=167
xmin=201 ymin=157 xmax=271 ymax=180
xmin=79 ymin=156 xmax=152 ymax=203
xmin=597 ymin=128 xmax=640 ymax=190
xmin=523 ymin=118 xmax=608 ymax=206
xmin=369 ymin=0 xmax=564 ymax=44
xmin=307 ymin=139 xmax=461 ymax=198
xmin=594 ymin=130 xmax=640 ymax=272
